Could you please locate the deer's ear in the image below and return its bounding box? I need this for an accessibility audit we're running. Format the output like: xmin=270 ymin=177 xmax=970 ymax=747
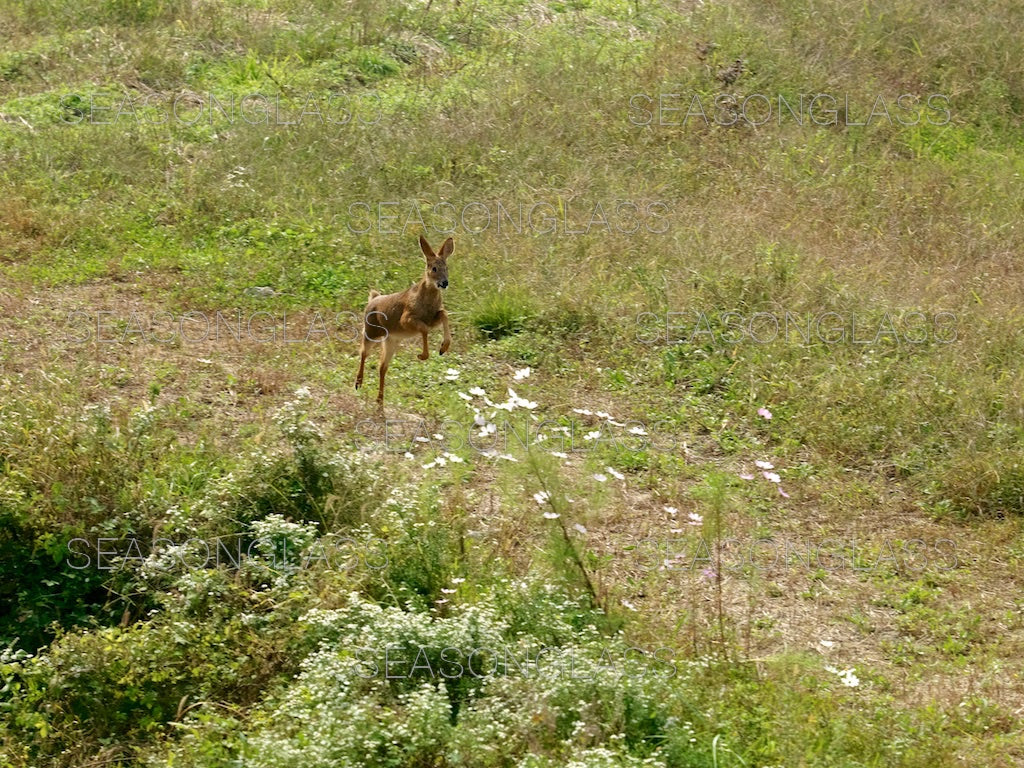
xmin=419 ymin=235 xmax=435 ymax=259
xmin=438 ymin=237 xmax=454 ymax=259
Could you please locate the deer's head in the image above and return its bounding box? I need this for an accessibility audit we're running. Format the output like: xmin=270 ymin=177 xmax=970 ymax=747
xmin=419 ymin=235 xmax=453 ymax=289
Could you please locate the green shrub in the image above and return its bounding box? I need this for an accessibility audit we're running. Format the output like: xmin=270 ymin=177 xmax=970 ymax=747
xmin=190 ymin=388 xmax=383 ymax=533
xmin=471 ymin=291 xmax=537 ymax=340
xmin=1 ymin=611 xmax=291 ymax=763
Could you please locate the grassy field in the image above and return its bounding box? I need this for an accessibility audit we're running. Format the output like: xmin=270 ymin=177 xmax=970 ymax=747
xmin=1 ymin=0 xmax=1023 ymax=765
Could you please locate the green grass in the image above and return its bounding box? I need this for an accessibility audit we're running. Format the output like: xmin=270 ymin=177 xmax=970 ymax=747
xmin=2 ymin=0 xmax=1024 ymax=765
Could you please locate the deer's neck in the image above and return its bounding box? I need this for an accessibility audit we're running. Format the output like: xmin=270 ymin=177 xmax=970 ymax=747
xmin=416 ymin=276 xmax=439 ymax=294
xmin=413 ymin=277 xmax=442 ymax=306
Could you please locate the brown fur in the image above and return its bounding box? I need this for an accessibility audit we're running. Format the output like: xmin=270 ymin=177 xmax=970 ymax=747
xmin=355 ymin=235 xmax=453 ymax=405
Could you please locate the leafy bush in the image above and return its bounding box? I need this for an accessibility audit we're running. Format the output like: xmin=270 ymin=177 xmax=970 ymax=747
xmin=0 ymin=611 xmax=292 ymax=764
xmin=0 ymin=402 xmax=188 ymax=652
xmin=205 ymin=388 xmax=381 ymax=531
xmin=232 ymin=588 xmax=683 ymax=768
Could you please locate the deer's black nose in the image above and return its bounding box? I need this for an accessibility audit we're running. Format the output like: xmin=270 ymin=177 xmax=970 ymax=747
xmin=439 ymin=280 xmax=448 ymax=289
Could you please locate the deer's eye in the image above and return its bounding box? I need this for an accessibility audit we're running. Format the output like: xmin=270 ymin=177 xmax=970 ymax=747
xmin=432 ymin=267 xmax=437 ymax=272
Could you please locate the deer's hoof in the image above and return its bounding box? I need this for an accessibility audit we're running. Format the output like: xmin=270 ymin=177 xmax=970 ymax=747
xmin=418 ymin=352 xmax=430 ymax=361
xmin=439 ymin=341 xmax=451 ymax=355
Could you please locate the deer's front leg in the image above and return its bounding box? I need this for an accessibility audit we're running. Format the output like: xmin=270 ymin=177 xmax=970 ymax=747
xmin=401 ymin=311 xmax=432 ymax=361
xmin=438 ymin=309 xmax=451 ymax=355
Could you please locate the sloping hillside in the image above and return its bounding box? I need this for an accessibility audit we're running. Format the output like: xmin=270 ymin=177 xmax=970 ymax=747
xmin=1 ymin=0 xmax=1023 ymax=765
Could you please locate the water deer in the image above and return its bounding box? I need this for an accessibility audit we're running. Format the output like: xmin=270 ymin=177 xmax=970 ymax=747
xmin=355 ymin=235 xmax=453 ymax=405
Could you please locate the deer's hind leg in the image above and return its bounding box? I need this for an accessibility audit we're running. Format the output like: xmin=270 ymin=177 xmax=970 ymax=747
xmin=437 ymin=309 xmax=451 ymax=355
xmin=377 ymin=334 xmax=400 ymax=404
xmin=355 ymin=332 xmax=370 ymax=390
